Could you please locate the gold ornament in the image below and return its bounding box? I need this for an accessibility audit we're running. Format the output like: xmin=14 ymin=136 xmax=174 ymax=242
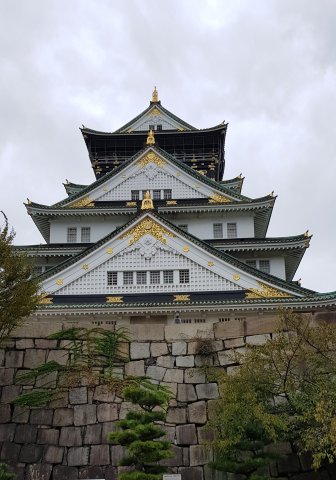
xmin=146 ymin=129 xmax=155 ymax=145
xmin=70 ymin=196 xmax=95 ymax=208
xmin=121 ymin=217 xmax=175 ymax=246
xmin=208 ymin=193 xmax=231 ymax=204
xmin=106 ymin=296 xmax=123 ymax=303
xmin=166 ymin=200 xmax=177 ymax=205
xmin=182 ymin=246 xmax=190 ymax=252
xmin=152 ymin=86 xmax=159 ymax=102
xmin=56 ymin=279 xmax=63 ymax=286
xmin=149 ymin=106 xmax=161 ymax=116
xmin=233 ymin=274 xmax=240 ymax=281
xmin=173 ymin=294 xmax=190 ymax=302
xmin=137 ymin=151 xmax=165 ymax=168
xmin=82 ymin=264 xmax=89 ymax=270
xmin=246 ymin=282 xmax=292 ymax=299
xmin=126 ymin=201 xmax=137 ymax=207
xmin=38 ymin=294 xmax=53 ymax=305
xmin=106 ymin=247 xmax=113 ymax=254
xmin=208 ymin=261 xmax=214 ymax=267
xmin=141 ymin=191 xmax=154 ymax=210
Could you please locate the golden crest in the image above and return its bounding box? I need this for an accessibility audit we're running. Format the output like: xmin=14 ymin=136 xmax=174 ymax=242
xmin=69 ymin=196 xmax=95 ymax=208
xmin=208 ymin=193 xmax=231 ymax=204
xmin=56 ymin=279 xmax=63 ymax=286
xmin=121 ymin=217 xmax=175 ymax=246
xmin=233 ymin=274 xmax=240 ymax=281
xmin=82 ymin=264 xmax=89 ymax=270
xmin=246 ymin=282 xmax=292 ymax=299
xmin=106 ymin=296 xmax=123 ymax=304
xmin=38 ymin=294 xmax=53 ymax=305
xmin=106 ymin=247 xmax=113 ymax=254
xmin=173 ymin=294 xmax=190 ymax=302
xmin=208 ymin=261 xmax=214 ymax=267
xmin=137 ymin=151 xmax=165 ymax=168
xmin=182 ymin=246 xmax=190 ymax=252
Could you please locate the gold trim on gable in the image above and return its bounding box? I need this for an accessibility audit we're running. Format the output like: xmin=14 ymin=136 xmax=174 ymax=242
xmin=69 ymin=196 xmax=95 ymax=208
xmin=246 ymin=282 xmax=292 ymax=299
xmin=121 ymin=217 xmax=175 ymax=246
xmin=137 ymin=151 xmax=165 ymax=168
xmin=208 ymin=193 xmax=231 ymax=204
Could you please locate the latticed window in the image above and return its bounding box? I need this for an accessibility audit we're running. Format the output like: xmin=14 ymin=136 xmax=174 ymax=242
xmin=131 ymin=190 xmax=140 ymax=201
xmin=246 ymin=260 xmax=257 ymax=268
xmin=156 ymin=124 xmax=162 ymax=131
xmin=81 ymin=227 xmax=91 ymax=243
xmin=259 ymin=260 xmax=270 ymax=274
xmin=227 ymin=222 xmax=237 ymax=239
xmin=163 ymin=270 xmax=174 ymax=284
xmin=123 ymin=271 xmax=134 ymax=285
xmin=179 ymin=224 xmax=188 ymax=232
xmin=153 ymin=190 xmax=161 ymax=200
xmin=67 ymin=227 xmax=77 ymax=243
xmin=149 ymin=124 xmax=154 ymax=130
xmin=136 ymin=271 xmax=147 ymax=285
xmin=163 ymin=189 xmax=172 ymax=200
xmin=107 ymin=271 xmax=118 ymax=286
xmin=213 ymin=223 xmax=223 ymax=239
xmin=179 ymin=269 xmax=190 ymax=284
xmin=150 ymin=271 xmax=161 ymax=284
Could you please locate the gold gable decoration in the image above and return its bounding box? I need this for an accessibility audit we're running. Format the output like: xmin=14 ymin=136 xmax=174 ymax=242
xmin=137 ymin=151 xmax=166 ymax=168
xmin=246 ymin=282 xmax=292 ymax=299
xmin=121 ymin=217 xmax=175 ymax=246
xmin=208 ymin=193 xmax=231 ymax=204
xmin=38 ymin=293 xmax=53 ymax=305
xmin=149 ymin=106 xmax=161 ymax=116
xmin=69 ymin=196 xmax=95 ymax=208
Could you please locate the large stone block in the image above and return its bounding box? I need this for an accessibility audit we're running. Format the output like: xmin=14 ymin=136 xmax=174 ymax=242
xmin=188 ymin=401 xmax=207 ymax=424
xmin=90 ymin=444 xmax=110 ymax=465
xmin=111 ymin=445 xmax=126 ymax=465
xmin=245 ymin=315 xmax=279 ymax=335
xmin=177 ymin=384 xmax=197 ymax=403
xmin=204 ymin=465 xmax=228 ymax=480
xmin=161 ymin=381 xmax=178 ymax=397
xmin=161 ymin=424 xmax=176 ymax=442
xmin=53 ymin=407 xmax=74 ymax=426
xmin=214 ymin=320 xmax=245 ymax=339
xmin=14 ymin=424 xmax=37 ymax=443
xmin=74 ymin=404 xmax=97 ymax=425
xmin=125 ymin=360 xmax=145 ymax=377
xmin=224 ymin=337 xmax=245 ymax=348
xmin=12 ymin=405 xmax=30 ymax=423
xmin=79 ymin=467 xmax=105 ymax=479
xmin=176 ymin=424 xmax=197 ymax=445
xmin=165 ymin=324 xmax=214 ymax=341
xmin=130 ymin=342 xmax=150 ymax=360
xmin=0 ymin=368 xmax=14 ymax=385
xmin=35 ymin=339 xmax=58 ymax=349
xmin=19 ymin=444 xmax=43 ymax=463
xmin=161 ymin=445 xmax=183 ymax=466
xmin=217 ymin=350 xmax=236 ymax=366
xmin=27 ymin=464 xmax=52 ymax=480
xmin=69 ymin=386 xmax=88 ymax=405
xmin=0 ymin=423 xmax=15 ymax=442
xmin=0 ymin=442 xmax=21 ymax=463
xmin=163 ymin=368 xmax=184 ymax=383
xmin=188 ymin=340 xmax=223 ymax=355
xmin=119 ymin=401 xmax=142 ymax=419
xmin=53 ymin=465 xmax=78 ymax=480
xmin=23 ymin=349 xmax=46 ymax=368
xmin=93 ymin=385 xmax=115 ymax=402
xmin=37 ymin=428 xmax=59 ymax=445
xmin=14 ymin=369 xmax=34 ymax=386
xmin=97 ymin=403 xmax=118 ymax=422
xmin=176 ymin=355 xmax=195 ymax=367
xmin=245 ymin=334 xmax=271 ymax=345
xmin=68 ymin=446 xmax=90 ymax=466
xmin=47 ymin=349 xmax=69 ymax=366
xmin=166 ymin=407 xmax=187 ymax=424
xmin=184 ymin=368 xmax=206 ymax=384
xmin=180 ymin=466 xmax=204 ymax=480
xmin=146 ymin=365 xmax=166 ymax=381
xmin=196 ymin=383 xmax=219 ymax=400
xmin=59 ymin=426 xmax=83 ymax=446
xmin=157 ymin=355 xmax=175 ymax=368
xmin=190 ymin=445 xmax=213 ymax=466
xmin=129 ymin=324 xmax=165 ymax=341
xmin=44 ymin=445 xmax=64 ymax=463
xmin=172 ymin=341 xmax=187 ymax=356
xmin=84 ymin=424 xmax=102 ymax=445
xmin=30 ymin=408 xmax=53 ymax=425
xmin=197 ymin=425 xmax=215 ymax=443
xmin=151 ymin=342 xmax=168 ymax=357
xmin=1 ymin=385 xmax=21 ymax=403
xmin=101 ymin=421 xmax=118 ymax=444
xmin=5 ymin=350 xmax=24 ymax=368
xmin=16 ymin=339 xmax=34 ymax=349
xmin=0 ymin=403 xmax=11 ymax=422
xmin=35 ymin=370 xmax=58 ymax=388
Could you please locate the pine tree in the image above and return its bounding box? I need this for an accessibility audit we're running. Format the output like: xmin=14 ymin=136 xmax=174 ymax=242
xmin=108 ymin=380 xmax=173 ymax=480
xmin=0 ymin=212 xmax=39 ymax=343
xmin=0 ymin=463 xmax=16 ymax=480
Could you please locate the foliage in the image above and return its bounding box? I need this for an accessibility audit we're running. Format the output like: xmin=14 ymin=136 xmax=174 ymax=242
xmin=13 ymin=326 xmax=129 ymax=407
xmin=0 ymin=212 xmax=40 ymax=344
xmin=108 ymin=379 xmax=173 ymax=480
xmin=208 ymin=311 xmax=336 ymax=476
xmin=0 ymin=463 xmax=16 ymax=480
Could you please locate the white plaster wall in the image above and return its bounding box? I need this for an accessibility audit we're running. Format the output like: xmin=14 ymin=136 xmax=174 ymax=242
xmin=167 ymin=212 xmax=254 ymax=238
xmin=49 ymin=216 xmax=133 ymax=244
xmin=268 ymin=257 xmax=286 ymax=279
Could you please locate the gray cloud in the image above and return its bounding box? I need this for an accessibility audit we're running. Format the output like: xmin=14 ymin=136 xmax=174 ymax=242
xmin=0 ymin=0 xmax=335 ymax=291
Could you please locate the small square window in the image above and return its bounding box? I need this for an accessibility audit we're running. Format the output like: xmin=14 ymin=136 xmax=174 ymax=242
xmin=150 ymin=271 xmax=161 ymax=284
xmin=67 ymin=227 xmax=77 ymax=243
xmin=178 ymin=224 xmax=188 ymax=233
xmin=136 ymin=271 xmax=147 ymax=285
xmin=213 ymin=223 xmax=223 ymax=239
xmin=81 ymin=227 xmax=91 ymax=243
xmin=156 ymin=124 xmax=162 ymax=131
xmin=163 ymin=189 xmax=172 ymax=200
xmin=227 ymin=223 xmax=237 ymax=239
xmin=179 ymin=269 xmax=190 ymax=284
xmin=153 ymin=190 xmax=161 ymax=200
xmin=149 ymin=124 xmax=154 ymax=131
xmin=259 ymin=260 xmax=270 ymax=274
xmin=246 ymin=260 xmax=257 ymax=268
xmin=163 ymin=270 xmax=174 ymax=284
xmin=107 ymin=271 xmax=118 ymax=286
xmin=131 ymin=190 xmax=140 ymax=201
xmin=123 ymin=271 xmax=134 ymax=285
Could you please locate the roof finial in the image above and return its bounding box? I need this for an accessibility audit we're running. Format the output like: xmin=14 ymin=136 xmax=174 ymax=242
xmin=27 ymin=198 xmax=32 ymax=205
xmin=141 ymin=191 xmax=154 ymax=210
xmin=146 ymin=129 xmax=155 ymax=145
xmin=152 ymin=86 xmax=159 ymax=103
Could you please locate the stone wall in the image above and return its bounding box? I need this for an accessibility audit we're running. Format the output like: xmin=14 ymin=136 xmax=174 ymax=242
xmin=1 ymin=315 xmax=335 ymax=480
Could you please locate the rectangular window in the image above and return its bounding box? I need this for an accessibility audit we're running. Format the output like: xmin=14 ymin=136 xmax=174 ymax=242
xmin=179 ymin=269 xmax=190 ymax=284
xmin=136 ymin=271 xmax=147 ymax=285
xmin=142 ymin=190 xmax=148 ymax=199
xmin=131 ymin=190 xmax=140 ymax=201
xmin=213 ymin=223 xmax=223 ymax=239
xmin=149 ymin=124 xmax=154 ymax=130
xmin=227 ymin=222 xmax=237 ymax=239
xmin=123 ymin=271 xmax=134 ymax=285
xmin=178 ymin=224 xmax=188 ymax=233
xmin=153 ymin=189 xmax=161 ymax=200
xmin=163 ymin=270 xmax=174 ymax=284
xmin=107 ymin=271 xmax=118 ymax=286
xmin=246 ymin=260 xmax=257 ymax=268
xmin=156 ymin=124 xmax=162 ymax=131
xmin=163 ymin=189 xmax=172 ymax=200
xmin=81 ymin=227 xmax=91 ymax=243
xmin=259 ymin=260 xmax=270 ymax=274
xmin=150 ymin=271 xmax=161 ymax=284
xmin=67 ymin=227 xmax=77 ymax=243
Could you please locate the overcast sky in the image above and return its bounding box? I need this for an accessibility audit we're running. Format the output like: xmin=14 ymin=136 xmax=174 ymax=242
xmin=0 ymin=0 xmax=335 ymax=292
